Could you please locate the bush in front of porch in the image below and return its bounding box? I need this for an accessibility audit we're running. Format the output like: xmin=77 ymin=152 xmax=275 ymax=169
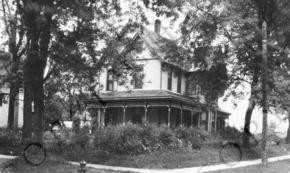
xmin=93 ymin=123 xmax=209 ymax=155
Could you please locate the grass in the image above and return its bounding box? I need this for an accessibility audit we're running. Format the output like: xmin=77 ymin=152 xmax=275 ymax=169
xmin=210 ymin=159 xmax=290 ymax=173
xmin=0 ymin=154 xmax=134 ymax=173
xmin=59 ymin=143 xmax=290 ymax=169
xmin=1 ymin=141 xmax=290 ymax=170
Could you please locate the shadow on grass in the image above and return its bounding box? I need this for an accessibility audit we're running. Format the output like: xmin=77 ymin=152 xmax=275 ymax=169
xmin=0 ymin=154 xmax=134 ymax=173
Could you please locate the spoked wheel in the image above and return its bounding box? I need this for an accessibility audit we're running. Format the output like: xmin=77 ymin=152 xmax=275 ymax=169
xmin=219 ymin=142 xmax=242 ymax=165
xmin=23 ymin=142 xmax=46 ymax=166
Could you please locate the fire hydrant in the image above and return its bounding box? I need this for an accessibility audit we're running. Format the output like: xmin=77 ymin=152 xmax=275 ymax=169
xmin=78 ymin=159 xmax=86 ymax=173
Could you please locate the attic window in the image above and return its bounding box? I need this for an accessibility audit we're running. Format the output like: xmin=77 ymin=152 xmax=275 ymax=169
xmin=135 ymin=39 xmax=143 ymax=53
xmin=106 ymin=70 xmax=115 ymax=91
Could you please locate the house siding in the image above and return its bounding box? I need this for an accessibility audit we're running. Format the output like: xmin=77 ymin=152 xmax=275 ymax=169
xmin=161 ymin=69 xmax=167 ymax=90
xmin=181 ymin=73 xmax=186 ymax=94
xmin=171 ymin=71 xmax=178 ymax=93
xmin=0 ymin=88 xmax=23 ymax=127
xmin=142 ymin=59 xmax=161 ymax=90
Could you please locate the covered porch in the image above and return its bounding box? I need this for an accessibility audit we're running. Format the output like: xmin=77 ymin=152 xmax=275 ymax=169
xmin=84 ymin=90 xmax=202 ymax=128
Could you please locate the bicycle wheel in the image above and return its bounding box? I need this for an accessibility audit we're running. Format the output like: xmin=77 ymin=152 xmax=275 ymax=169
xmin=23 ymin=142 xmax=46 ymax=166
xmin=219 ymin=142 xmax=242 ymax=165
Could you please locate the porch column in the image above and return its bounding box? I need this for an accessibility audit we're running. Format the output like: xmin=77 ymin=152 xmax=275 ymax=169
xmin=180 ymin=106 xmax=183 ymax=127
xmin=122 ymin=106 xmax=127 ymax=125
xmin=144 ymin=106 xmax=148 ymax=124
xmin=190 ymin=110 xmax=194 ymax=128
xmin=97 ymin=109 xmax=101 ymax=127
xmin=101 ymin=107 xmax=106 ymax=126
xmin=215 ymin=110 xmax=218 ymax=132
xmin=207 ymin=110 xmax=211 ymax=132
xmin=167 ymin=106 xmax=171 ymax=127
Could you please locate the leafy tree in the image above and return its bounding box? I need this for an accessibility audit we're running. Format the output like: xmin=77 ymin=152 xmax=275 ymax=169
xmin=144 ymin=0 xmax=290 ymax=148
xmin=19 ymin=0 xmax=147 ymax=142
xmin=0 ymin=0 xmax=25 ymax=129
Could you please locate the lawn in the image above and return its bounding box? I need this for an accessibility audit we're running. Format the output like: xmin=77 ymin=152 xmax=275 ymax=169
xmin=210 ymin=159 xmax=290 ymax=173
xmin=1 ymin=143 xmax=290 ymax=170
xmin=61 ymin=144 xmax=290 ymax=169
xmin=0 ymin=155 xmax=134 ymax=173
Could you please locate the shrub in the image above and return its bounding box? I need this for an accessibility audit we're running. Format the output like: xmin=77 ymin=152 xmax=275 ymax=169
xmin=221 ymin=126 xmax=243 ymax=141
xmin=186 ymin=128 xmax=203 ymax=149
xmin=72 ymin=126 xmax=90 ymax=151
xmin=116 ymin=123 xmax=144 ymax=155
xmin=93 ymin=124 xmax=210 ymax=155
xmin=0 ymin=128 xmax=22 ymax=147
xmin=158 ymin=126 xmax=176 ymax=147
xmin=139 ymin=124 xmax=159 ymax=151
xmin=94 ymin=123 xmax=144 ymax=155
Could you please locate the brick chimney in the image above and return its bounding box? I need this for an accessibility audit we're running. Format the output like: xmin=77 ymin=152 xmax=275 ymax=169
xmin=154 ymin=19 xmax=161 ymax=34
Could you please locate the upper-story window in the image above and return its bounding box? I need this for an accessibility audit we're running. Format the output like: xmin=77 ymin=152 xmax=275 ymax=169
xmin=0 ymin=93 xmax=4 ymax=106
xmin=132 ymin=71 xmax=144 ymax=89
xmin=177 ymin=71 xmax=182 ymax=93
xmin=167 ymin=67 xmax=172 ymax=91
xmin=106 ymin=70 xmax=114 ymax=91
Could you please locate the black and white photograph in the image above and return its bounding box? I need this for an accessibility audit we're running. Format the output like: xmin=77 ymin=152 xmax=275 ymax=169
xmin=0 ymin=0 xmax=290 ymax=172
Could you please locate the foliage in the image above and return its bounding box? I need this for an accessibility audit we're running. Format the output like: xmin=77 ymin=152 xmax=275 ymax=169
xmin=221 ymin=126 xmax=243 ymax=142
xmin=72 ymin=125 xmax=90 ymax=151
xmin=93 ymin=123 xmax=210 ymax=155
xmin=44 ymin=95 xmax=65 ymax=126
xmin=189 ymin=61 xmax=229 ymax=104
xmin=0 ymin=128 xmax=22 ymax=147
xmin=158 ymin=126 xmax=176 ymax=147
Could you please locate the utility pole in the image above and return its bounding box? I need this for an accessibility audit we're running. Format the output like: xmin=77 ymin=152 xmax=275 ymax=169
xmin=261 ymin=20 xmax=268 ymax=166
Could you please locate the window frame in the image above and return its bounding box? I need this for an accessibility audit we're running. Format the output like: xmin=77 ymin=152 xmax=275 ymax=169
xmin=167 ymin=67 xmax=172 ymax=91
xmin=106 ymin=70 xmax=115 ymax=91
xmin=132 ymin=71 xmax=143 ymax=89
xmin=177 ymin=71 xmax=182 ymax=93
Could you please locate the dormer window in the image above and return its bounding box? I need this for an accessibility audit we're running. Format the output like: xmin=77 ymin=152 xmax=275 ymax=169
xmin=135 ymin=38 xmax=143 ymax=53
xmin=106 ymin=70 xmax=114 ymax=91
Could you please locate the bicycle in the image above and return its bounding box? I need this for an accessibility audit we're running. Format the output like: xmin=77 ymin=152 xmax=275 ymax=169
xmin=23 ymin=120 xmax=64 ymax=166
xmin=219 ymin=140 xmax=243 ymax=165
xmin=219 ymin=130 xmax=283 ymax=166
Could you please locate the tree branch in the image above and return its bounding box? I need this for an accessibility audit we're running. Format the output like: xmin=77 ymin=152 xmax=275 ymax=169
xmin=43 ymin=64 xmax=56 ymax=83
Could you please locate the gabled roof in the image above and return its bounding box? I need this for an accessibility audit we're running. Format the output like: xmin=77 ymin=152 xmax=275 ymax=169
xmin=125 ymin=26 xmax=192 ymax=72
xmin=138 ymin=27 xmax=169 ymax=59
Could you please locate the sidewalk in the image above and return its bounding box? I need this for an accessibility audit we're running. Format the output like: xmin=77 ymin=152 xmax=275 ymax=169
xmin=69 ymin=154 xmax=290 ymax=173
xmin=2 ymin=154 xmax=290 ymax=173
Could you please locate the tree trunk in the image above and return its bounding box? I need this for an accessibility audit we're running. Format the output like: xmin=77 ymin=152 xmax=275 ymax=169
xmin=7 ymin=15 xmax=19 ymax=130
xmin=243 ymin=95 xmax=256 ymax=147
xmin=22 ymin=81 xmax=33 ymax=142
xmin=261 ymin=20 xmax=268 ymax=167
xmin=33 ymin=82 xmax=44 ymax=142
xmin=23 ymin=2 xmax=51 ymax=142
xmin=7 ymin=83 xmax=19 ymax=129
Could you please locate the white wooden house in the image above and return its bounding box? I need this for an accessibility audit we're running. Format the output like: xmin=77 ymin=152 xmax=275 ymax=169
xmin=84 ymin=20 xmax=229 ymax=132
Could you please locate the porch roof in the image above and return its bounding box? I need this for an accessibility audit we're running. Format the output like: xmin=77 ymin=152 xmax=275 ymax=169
xmin=83 ymin=90 xmax=203 ymax=108
xmin=216 ymin=108 xmax=231 ymax=118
